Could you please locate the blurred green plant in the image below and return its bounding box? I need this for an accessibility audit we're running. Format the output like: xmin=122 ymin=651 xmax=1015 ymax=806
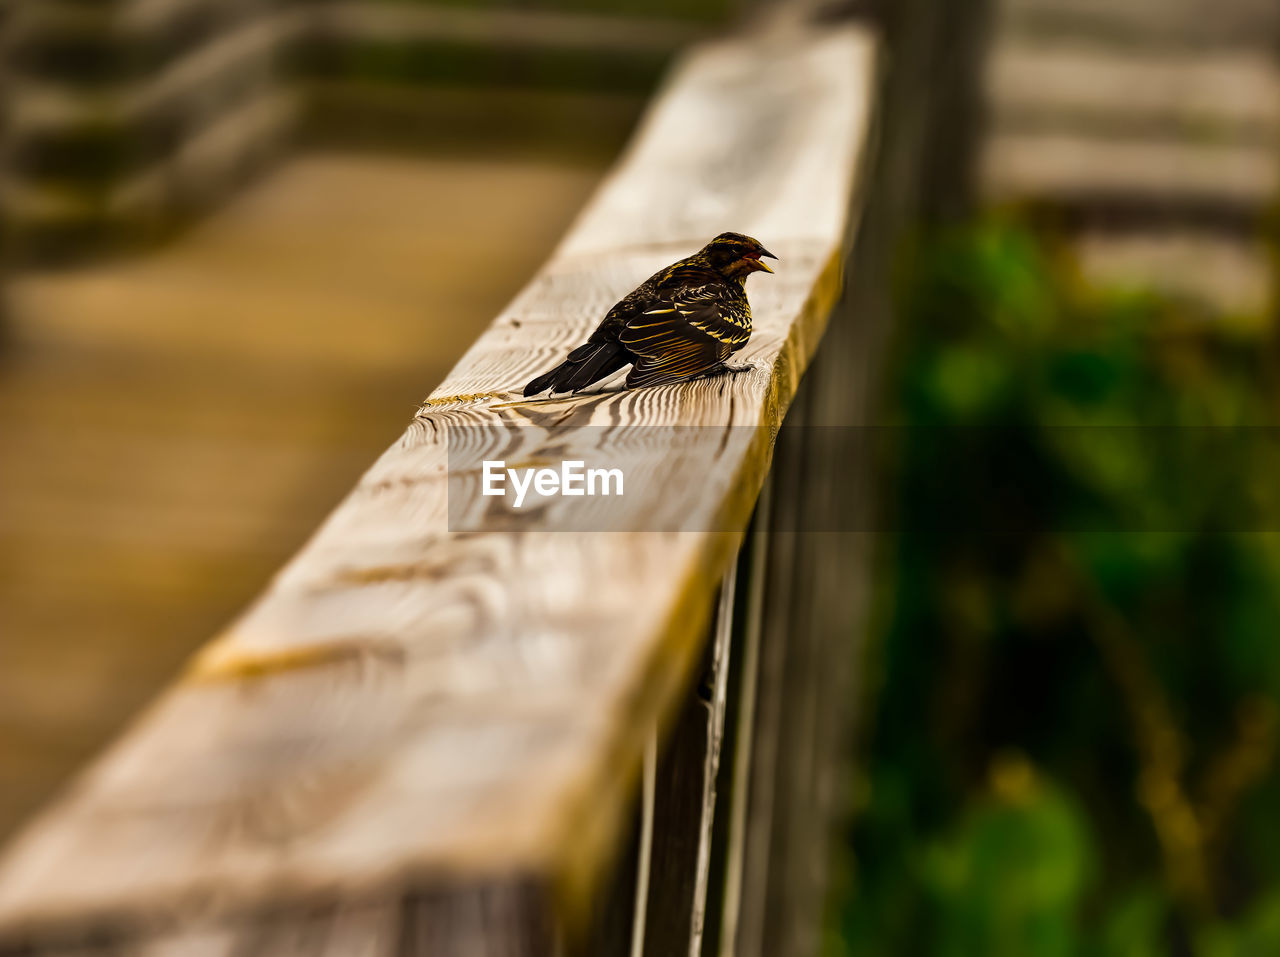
xmin=830 ymin=225 xmax=1280 ymax=956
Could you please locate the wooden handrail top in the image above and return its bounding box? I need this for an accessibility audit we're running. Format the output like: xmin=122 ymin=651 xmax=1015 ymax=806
xmin=0 ymin=22 xmax=877 ymax=946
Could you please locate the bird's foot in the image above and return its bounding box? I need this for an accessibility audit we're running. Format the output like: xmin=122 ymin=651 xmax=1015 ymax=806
xmin=708 ymin=360 xmax=755 ymax=378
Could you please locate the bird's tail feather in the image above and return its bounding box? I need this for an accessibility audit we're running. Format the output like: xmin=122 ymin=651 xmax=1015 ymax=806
xmin=523 ymin=341 xmax=628 ymax=396
xmin=522 ymin=366 xmax=561 ymax=397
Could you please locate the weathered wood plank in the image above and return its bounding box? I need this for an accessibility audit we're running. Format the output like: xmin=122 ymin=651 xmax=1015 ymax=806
xmin=6 ymin=0 xmax=275 ymax=80
xmin=987 ymin=43 xmax=1280 ymax=145
xmin=0 ymin=23 xmax=876 ymax=948
xmin=982 ymin=132 xmax=1280 ymax=206
xmin=6 ymin=9 xmax=302 ymax=136
xmin=5 ymin=88 xmax=298 ymax=239
xmin=3 ymin=0 xmax=298 ymax=259
xmin=312 ymin=4 xmax=708 ymax=54
xmin=983 ymin=0 xmax=1280 ymax=317
xmin=999 ymin=0 xmax=1280 ymax=51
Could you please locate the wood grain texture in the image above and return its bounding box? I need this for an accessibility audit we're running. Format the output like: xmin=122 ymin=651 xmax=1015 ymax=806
xmin=0 ymin=24 xmax=876 ymax=949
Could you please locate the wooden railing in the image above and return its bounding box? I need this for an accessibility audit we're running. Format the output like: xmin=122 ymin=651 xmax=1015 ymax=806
xmin=982 ymin=0 xmax=1280 ymax=315
xmin=3 ymin=0 xmax=300 ymax=256
xmin=1 ymin=0 xmax=727 ymax=258
xmin=0 ymin=15 xmax=878 ymax=955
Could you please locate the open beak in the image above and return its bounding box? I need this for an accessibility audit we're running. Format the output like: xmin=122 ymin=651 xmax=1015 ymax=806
xmin=752 ymin=247 xmax=778 ymax=273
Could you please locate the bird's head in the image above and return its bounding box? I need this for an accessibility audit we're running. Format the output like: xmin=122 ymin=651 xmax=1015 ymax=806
xmin=700 ymin=232 xmax=778 ymax=281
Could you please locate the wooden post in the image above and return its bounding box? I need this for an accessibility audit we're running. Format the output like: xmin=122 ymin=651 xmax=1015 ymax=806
xmin=640 ymin=569 xmax=736 ymax=956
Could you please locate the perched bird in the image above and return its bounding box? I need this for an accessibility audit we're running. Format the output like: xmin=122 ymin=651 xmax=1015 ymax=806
xmin=523 ymin=231 xmax=777 ymax=396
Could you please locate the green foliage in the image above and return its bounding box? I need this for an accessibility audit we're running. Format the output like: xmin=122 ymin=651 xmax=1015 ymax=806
xmin=920 ymin=780 xmax=1094 ymax=957
xmin=831 ymin=224 xmax=1280 ymax=956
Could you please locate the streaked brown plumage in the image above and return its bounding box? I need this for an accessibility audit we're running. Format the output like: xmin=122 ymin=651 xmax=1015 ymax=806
xmin=523 ymin=231 xmax=777 ymax=396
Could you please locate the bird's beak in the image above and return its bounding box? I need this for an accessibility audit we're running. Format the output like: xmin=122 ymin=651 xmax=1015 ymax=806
xmin=741 ymin=246 xmax=777 ymax=275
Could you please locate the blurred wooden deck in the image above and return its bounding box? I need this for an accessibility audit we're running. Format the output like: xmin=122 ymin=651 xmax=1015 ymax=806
xmin=0 ymin=152 xmax=604 ymax=842
xmin=983 ymin=0 xmax=1280 ymax=319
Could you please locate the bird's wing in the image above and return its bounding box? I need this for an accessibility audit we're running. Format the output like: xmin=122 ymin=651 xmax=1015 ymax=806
xmin=619 ymin=283 xmax=739 ymax=387
xmin=583 ymin=268 xmax=669 ymax=344
xmin=623 ymin=283 xmax=750 ymax=351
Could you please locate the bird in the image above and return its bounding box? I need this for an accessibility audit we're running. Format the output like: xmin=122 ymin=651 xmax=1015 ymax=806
xmin=522 ymin=231 xmax=777 ymax=396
